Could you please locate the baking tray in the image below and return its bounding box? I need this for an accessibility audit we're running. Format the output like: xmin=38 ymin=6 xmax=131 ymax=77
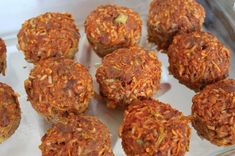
xmin=0 ymin=0 xmax=234 ymax=156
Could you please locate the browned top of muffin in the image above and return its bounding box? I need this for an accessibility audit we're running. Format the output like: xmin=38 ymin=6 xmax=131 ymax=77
xmin=148 ymin=0 xmax=205 ymax=34
xmin=119 ymin=99 xmax=191 ymax=156
xmin=25 ymin=58 xmax=93 ymax=121
xmin=96 ymin=46 xmax=161 ymax=108
xmin=18 ymin=12 xmax=80 ymax=64
xmin=168 ymin=31 xmax=230 ymax=91
xmin=192 ymin=79 xmax=235 ymax=146
xmin=40 ymin=115 xmax=114 ymax=156
xmin=0 ymin=38 xmax=6 ymax=75
xmin=85 ymin=5 xmax=142 ymax=47
xmin=0 ymin=82 xmax=21 ymax=143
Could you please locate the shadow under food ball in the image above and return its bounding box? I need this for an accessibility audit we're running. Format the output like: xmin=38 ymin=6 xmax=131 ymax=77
xmin=148 ymin=0 xmax=205 ymax=51
xmin=96 ymin=46 xmax=161 ymax=109
xmin=0 ymin=82 xmax=21 ymax=143
xmin=25 ymin=58 xmax=93 ymax=122
xmin=119 ymin=99 xmax=191 ymax=156
xmin=168 ymin=31 xmax=230 ymax=91
xmin=85 ymin=4 xmax=142 ymax=57
xmin=17 ymin=12 xmax=80 ymax=64
xmin=192 ymin=79 xmax=235 ymax=146
xmin=40 ymin=115 xmax=114 ymax=156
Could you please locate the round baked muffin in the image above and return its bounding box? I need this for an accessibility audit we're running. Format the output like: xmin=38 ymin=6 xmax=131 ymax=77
xmin=168 ymin=31 xmax=230 ymax=91
xmin=192 ymin=79 xmax=235 ymax=146
xmin=25 ymin=58 xmax=93 ymax=122
xmin=18 ymin=12 xmax=80 ymax=64
xmin=0 ymin=82 xmax=21 ymax=143
xmin=119 ymin=99 xmax=191 ymax=156
xmin=85 ymin=5 xmax=142 ymax=57
xmin=148 ymin=0 xmax=205 ymax=50
xmin=40 ymin=115 xmax=114 ymax=156
xmin=0 ymin=38 xmax=6 ymax=75
xmin=96 ymin=46 xmax=161 ymax=109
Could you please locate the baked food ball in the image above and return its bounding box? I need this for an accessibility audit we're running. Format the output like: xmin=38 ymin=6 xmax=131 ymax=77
xmin=0 ymin=38 xmax=6 ymax=75
xmin=25 ymin=58 xmax=93 ymax=122
xmin=85 ymin=5 xmax=142 ymax=57
xmin=0 ymin=82 xmax=21 ymax=143
xmin=168 ymin=31 xmax=230 ymax=91
xmin=40 ymin=115 xmax=114 ymax=156
xmin=119 ymin=99 xmax=191 ymax=156
xmin=192 ymin=79 xmax=235 ymax=146
xmin=18 ymin=12 xmax=80 ymax=64
xmin=148 ymin=0 xmax=205 ymax=50
xmin=96 ymin=46 xmax=161 ymax=109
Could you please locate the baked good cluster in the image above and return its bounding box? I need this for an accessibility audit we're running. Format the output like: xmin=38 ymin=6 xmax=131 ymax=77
xmin=0 ymin=0 xmax=234 ymax=156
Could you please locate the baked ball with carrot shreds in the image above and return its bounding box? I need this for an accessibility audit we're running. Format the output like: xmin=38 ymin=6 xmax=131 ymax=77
xmin=0 ymin=38 xmax=6 ymax=75
xmin=192 ymin=79 xmax=235 ymax=146
xmin=96 ymin=46 xmax=161 ymax=109
xmin=40 ymin=115 xmax=114 ymax=156
xmin=168 ymin=31 xmax=230 ymax=91
xmin=0 ymin=82 xmax=21 ymax=143
xmin=25 ymin=58 xmax=93 ymax=122
xmin=85 ymin=5 xmax=142 ymax=57
xmin=148 ymin=0 xmax=205 ymax=51
xmin=17 ymin=12 xmax=80 ymax=64
xmin=119 ymin=99 xmax=191 ymax=156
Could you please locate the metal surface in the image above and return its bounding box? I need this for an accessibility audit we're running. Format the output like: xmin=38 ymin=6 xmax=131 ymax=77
xmin=0 ymin=1 xmax=234 ymax=156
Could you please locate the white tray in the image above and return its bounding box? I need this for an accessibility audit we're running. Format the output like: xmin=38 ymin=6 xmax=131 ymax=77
xmin=0 ymin=1 xmax=234 ymax=156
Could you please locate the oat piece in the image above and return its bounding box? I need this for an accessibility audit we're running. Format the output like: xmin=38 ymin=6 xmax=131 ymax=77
xmin=148 ymin=0 xmax=205 ymax=50
xmin=40 ymin=115 xmax=114 ymax=156
xmin=85 ymin=5 xmax=142 ymax=57
xmin=168 ymin=31 xmax=230 ymax=91
xmin=18 ymin=12 xmax=80 ymax=64
xmin=0 ymin=82 xmax=21 ymax=143
xmin=192 ymin=79 xmax=235 ymax=146
xmin=0 ymin=38 xmax=6 ymax=75
xmin=119 ymin=99 xmax=191 ymax=156
xmin=96 ymin=46 xmax=161 ymax=109
xmin=25 ymin=58 xmax=93 ymax=122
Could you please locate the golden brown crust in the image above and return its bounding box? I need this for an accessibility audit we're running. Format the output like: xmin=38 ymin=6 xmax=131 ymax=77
xmin=0 ymin=82 xmax=21 ymax=143
xmin=85 ymin=5 xmax=142 ymax=57
xmin=25 ymin=58 xmax=93 ymax=122
xmin=96 ymin=46 xmax=161 ymax=109
xmin=168 ymin=31 xmax=230 ymax=91
xmin=148 ymin=0 xmax=205 ymax=50
xmin=40 ymin=115 xmax=114 ymax=156
xmin=18 ymin=12 xmax=80 ymax=64
xmin=0 ymin=38 xmax=6 ymax=75
xmin=119 ymin=99 xmax=191 ymax=156
xmin=192 ymin=79 xmax=235 ymax=146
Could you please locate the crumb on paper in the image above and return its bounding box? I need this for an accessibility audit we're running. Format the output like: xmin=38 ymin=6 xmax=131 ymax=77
xmin=94 ymin=63 xmax=101 ymax=68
